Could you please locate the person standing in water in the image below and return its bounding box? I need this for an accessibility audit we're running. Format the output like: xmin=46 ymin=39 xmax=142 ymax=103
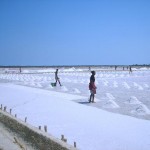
xmin=89 ymin=71 xmax=97 ymax=103
xmin=55 ymin=69 xmax=62 ymax=86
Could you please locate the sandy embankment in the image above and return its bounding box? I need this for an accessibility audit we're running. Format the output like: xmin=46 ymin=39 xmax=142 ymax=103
xmin=0 ymin=122 xmax=35 ymax=150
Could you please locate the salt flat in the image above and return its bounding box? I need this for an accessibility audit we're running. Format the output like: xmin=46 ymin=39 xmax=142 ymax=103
xmin=0 ymin=67 xmax=150 ymax=150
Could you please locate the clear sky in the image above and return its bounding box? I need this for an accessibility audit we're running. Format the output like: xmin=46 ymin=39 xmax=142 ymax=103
xmin=0 ymin=0 xmax=150 ymax=66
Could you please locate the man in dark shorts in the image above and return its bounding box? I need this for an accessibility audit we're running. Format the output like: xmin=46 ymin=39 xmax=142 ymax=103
xmin=55 ymin=69 xmax=62 ymax=86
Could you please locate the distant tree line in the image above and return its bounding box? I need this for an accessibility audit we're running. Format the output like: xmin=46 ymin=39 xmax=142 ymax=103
xmin=0 ymin=64 xmax=149 ymax=68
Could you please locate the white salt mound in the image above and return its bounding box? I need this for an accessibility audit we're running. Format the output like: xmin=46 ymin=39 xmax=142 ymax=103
xmin=61 ymin=86 xmax=68 ymax=92
xmin=72 ymin=88 xmax=81 ymax=94
xmin=126 ymin=96 xmax=141 ymax=104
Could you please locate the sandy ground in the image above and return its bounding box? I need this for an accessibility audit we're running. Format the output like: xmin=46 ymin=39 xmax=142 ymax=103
xmin=0 ymin=122 xmax=35 ymax=150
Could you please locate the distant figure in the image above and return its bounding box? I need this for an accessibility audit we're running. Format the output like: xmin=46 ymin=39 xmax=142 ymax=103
xmin=123 ymin=67 xmax=124 ymax=71
xmin=129 ymin=66 xmax=132 ymax=74
xmin=55 ymin=69 xmax=62 ymax=86
xmin=89 ymin=71 xmax=97 ymax=103
xmin=89 ymin=66 xmax=91 ymax=71
xmin=115 ymin=66 xmax=117 ymax=70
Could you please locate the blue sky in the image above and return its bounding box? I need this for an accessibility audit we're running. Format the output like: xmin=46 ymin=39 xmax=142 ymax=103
xmin=0 ymin=0 xmax=150 ymax=66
